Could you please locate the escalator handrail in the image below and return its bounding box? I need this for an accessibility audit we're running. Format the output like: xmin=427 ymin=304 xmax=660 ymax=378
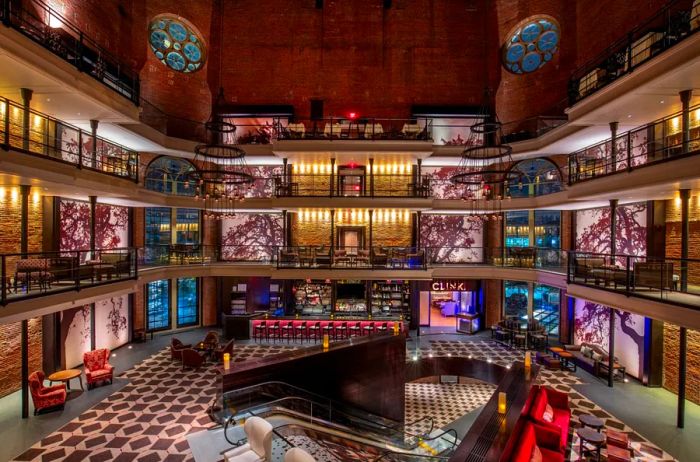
xmin=226 ymin=396 xmax=433 ymax=450
xmin=222 ymin=406 xmax=297 ymax=450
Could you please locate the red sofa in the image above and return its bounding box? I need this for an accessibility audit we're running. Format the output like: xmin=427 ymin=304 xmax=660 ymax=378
xmin=28 ymin=371 xmax=67 ymax=415
xmin=83 ymin=349 xmax=114 ymax=389
xmin=528 ymin=385 xmax=571 ymax=451
xmin=510 ymin=422 xmax=565 ymax=462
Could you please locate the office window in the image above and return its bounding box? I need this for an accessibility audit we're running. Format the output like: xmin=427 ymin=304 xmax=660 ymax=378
xmin=177 ymin=277 xmax=199 ymax=327
xmin=146 ymin=280 xmax=171 ymax=331
xmin=175 ymin=208 xmax=200 ymax=244
xmin=145 ymin=207 xmax=171 ymax=264
xmin=144 ymin=156 xmax=197 ymax=195
xmin=507 ymin=158 xmax=562 ymax=198
xmin=505 ymin=211 xmax=530 ymax=247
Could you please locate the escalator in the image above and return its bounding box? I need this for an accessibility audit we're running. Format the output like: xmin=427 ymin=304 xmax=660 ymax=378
xmin=210 ymin=381 xmax=459 ymax=461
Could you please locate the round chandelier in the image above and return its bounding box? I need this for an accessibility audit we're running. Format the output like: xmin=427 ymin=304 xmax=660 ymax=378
xmin=450 ymin=89 xmax=520 ymax=221
xmin=187 ymin=128 xmax=255 ymax=219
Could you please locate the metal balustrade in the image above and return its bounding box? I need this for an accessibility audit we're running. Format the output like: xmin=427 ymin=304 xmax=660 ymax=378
xmin=5 ymin=246 xmax=700 ymax=312
xmin=567 ymin=103 xmax=700 ymax=184
xmin=0 ymin=248 xmax=137 ymax=305
xmin=0 ymin=0 xmax=139 ymax=104
xmin=0 ymin=95 xmax=140 ymax=181
xmin=569 ymin=0 xmax=700 ymax=105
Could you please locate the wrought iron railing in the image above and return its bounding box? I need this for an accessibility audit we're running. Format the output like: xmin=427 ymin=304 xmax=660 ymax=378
xmin=0 ymin=95 xmax=139 ymax=181
xmin=569 ymin=0 xmax=700 ymax=105
xmin=276 ymin=174 xmax=429 ymax=198
xmin=568 ymin=103 xmax=700 ymax=184
xmin=0 ymin=248 xmax=137 ymax=305
xmin=0 ymin=0 xmax=139 ymax=104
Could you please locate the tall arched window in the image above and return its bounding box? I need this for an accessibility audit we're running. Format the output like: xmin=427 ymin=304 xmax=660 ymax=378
xmin=145 ymin=156 xmax=197 ymax=196
xmin=507 ymin=158 xmax=562 ymax=198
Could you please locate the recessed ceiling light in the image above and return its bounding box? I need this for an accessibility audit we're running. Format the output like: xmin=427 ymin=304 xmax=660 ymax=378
xmin=660 ymin=100 xmax=665 ymax=104
xmin=77 ymin=112 xmax=81 ymax=116
xmin=627 ymin=114 xmax=632 ymax=118
xmin=46 ymin=98 xmax=51 ymax=102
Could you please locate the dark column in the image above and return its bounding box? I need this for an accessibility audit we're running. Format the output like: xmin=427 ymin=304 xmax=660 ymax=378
xmin=643 ymin=318 xmax=664 ymax=387
xmin=608 ymin=308 xmax=615 ymax=388
xmin=680 ymin=90 xmax=692 ymax=154
xmin=282 ymin=158 xmax=288 ymax=181
xmin=330 ymin=209 xmax=335 ymax=249
xmin=415 ymin=211 xmax=422 ymax=249
xmin=89 ymin=196 xmax=97 ymax=256
xmin=20 ymin=88 xmax=33 ymax=151
xmin=330 ymin=158 xmax=335 ymax=197
xmin=678 ymin=326 xmax=687 ymax=428
xmin=90 ymin=119 xmax=99 ymax=168
xmin=285 ymin=211 xmax=293 ymax=246
xmin=609 ymin=199 xmax=618 ymax=256
xmin=368 ymin=210 xmax=374 ymax=250
xmin=21 ymin=319 xmax=29 ymax=418
xmin=369 ymin=158 xmax=374 ymax=197
xmin=609 ymin=122 xmax=619 ymax=172
xmin=20 ymin=185 xmax=31 ymax=255
xmin=680 ymin=189 xmax=690 ymax=292
xmin=282 ymin=210 xmax=288 ymax=247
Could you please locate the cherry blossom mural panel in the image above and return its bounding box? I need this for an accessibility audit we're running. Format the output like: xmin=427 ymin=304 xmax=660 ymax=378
xmin=575 ymin=203 xmax=647 ymax=256
xmin=221 ymin=213 xmax=283 ymax=261
xmin=422 ymin=167 xmax=463 ymax=199
xmin=420 ymin=215 xmax=483 ymax=263
xmin=95 ymin=204 xmax=130 ymax=249
xmin=246 ymin=166 xmax=283 ymax=198
xmin=573 ymin=298 xmax=645 ymax=380
xmin=94 ymin=295 xmax=129 ymax=351
xmin=59 ymin=199 xmax=91 ymax=253
xmin=60 ymin=305 xmax=91 ymax=369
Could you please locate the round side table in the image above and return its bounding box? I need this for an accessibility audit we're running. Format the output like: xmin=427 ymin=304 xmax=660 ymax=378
xmin=48 ymin=369 xmax=83 ymax=391
xmin=579 ymin=414 xmax=605 ymax=430
xmin=577 ymin=427 xmax=605 ymax=462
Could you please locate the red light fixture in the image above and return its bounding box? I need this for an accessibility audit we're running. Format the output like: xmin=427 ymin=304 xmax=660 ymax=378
xmin=348 ymin=112 xmax=358 ymax=120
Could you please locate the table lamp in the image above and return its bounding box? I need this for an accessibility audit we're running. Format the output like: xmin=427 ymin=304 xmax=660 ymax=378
xmin=223 ymin=353 xmax=231 ymax=369
xmin=524 ymin=351 xmax=532 ymax=370
xmin=498 ymin=392 xmax=507 ymax=414
xmin=322 ymin=334 xmax=330 ymax=349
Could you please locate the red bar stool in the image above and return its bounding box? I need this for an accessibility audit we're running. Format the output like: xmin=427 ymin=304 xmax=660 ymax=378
xmin=335 ymin=321 xmax=348 ymax=339
xmin=294 ymin=321 xmax=308 ymax=342
xmin=322 ymin=321 xmax=334 ymax=341
xmin=376 ymin=322 xmax=388 ymax=334
xmin=308 ymin=321 xmax=322 ymax=342
xmin=281 ymin=321 xmax=294 ymax=342
xmin=349 ymin=322 xmax=362 ymax=337
xmin=267 ymin=320 xmax=281 ymax=342
xmin=253 ymin=320 xmax=267 ymax=342
xmin=362 ymin=321 xmax=375 ymax=336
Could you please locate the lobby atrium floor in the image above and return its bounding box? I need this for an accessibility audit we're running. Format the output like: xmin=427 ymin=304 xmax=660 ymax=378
xmin=0 ymin=329 xmax=695 ymax=462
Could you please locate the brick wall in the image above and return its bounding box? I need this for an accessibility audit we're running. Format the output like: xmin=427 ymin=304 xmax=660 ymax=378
xmin=0 ymin=318 xmax=43 ymax=398
xmin=484 ymin=279 xmax=503 ymax=327
xmin=291 ymin=212 xmax=412 ymax=247
xmin=663 ymin=324 xmax=700 ymax=405
xmin=0 ymin=187 xmax=43 ymax=276
xmin=202 ymin=277 xmax=217 ymax=326
xmin=665 ymin=196 xmax=700 ymax=284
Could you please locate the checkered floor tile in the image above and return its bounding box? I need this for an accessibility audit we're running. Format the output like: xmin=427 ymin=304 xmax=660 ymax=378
xmin=11 ymin=344 xmax=297 ymax=462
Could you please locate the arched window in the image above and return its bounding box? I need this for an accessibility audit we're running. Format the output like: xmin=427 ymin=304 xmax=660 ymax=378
xmin=145 ymin=156 xmax=197 ymax=196
xmin=508 ymin=158 xmax=562 ymax=198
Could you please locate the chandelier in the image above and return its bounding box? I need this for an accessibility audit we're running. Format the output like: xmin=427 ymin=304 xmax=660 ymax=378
xmin=189 ymin=142 xmax=254 ymax=220
xmin=450 ymin=88 xmax=519 ymax=222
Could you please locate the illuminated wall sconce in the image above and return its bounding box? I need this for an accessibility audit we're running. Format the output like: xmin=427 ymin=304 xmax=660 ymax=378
xmin=223 ymin=353 xmax=231 ymax=369
xmin=498 ymin=392 xmax=507 ymax=414
xmin=322 ymin=334 xmax=330 ymax=349
xmin=46 ymin=0 xmax=66 ymax=28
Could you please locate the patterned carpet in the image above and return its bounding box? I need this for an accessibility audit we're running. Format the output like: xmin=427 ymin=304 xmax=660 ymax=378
xmin=10 ymin=338 xmax=677 ymax=462
xmin=423 ymin=340 xmax=676 ymax=462
xmin=11 ymin=344 xmax=297 ymax=462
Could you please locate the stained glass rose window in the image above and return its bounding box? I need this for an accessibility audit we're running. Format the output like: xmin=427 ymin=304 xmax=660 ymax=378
xmin=502 ymin=15 xmax=560 ymax=74
xmin=148 ymin=14 xmax=206 ymax=73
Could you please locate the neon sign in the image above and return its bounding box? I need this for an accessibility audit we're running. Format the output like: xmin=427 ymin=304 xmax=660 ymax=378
xmin=431 ymin=280 xmax=469 ymax=291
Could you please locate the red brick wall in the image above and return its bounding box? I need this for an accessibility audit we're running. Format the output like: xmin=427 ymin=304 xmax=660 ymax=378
xmin=494 ymin=1 xmax=577 ymax=127
xmin=484 ymin=279 xmax=503 ymax=326
xmin=663 ymin=324 xmax=700 ymax=405
xmin=202 ymin=277 xmax=217 ymax=326
xmin=0 ymin=318 xmax=43 ymax=398
xmin=665 ymin=196 xmax=700 ymax=284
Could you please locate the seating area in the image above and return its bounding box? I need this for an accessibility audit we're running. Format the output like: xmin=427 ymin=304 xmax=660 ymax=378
xmin=278 ymin=120 xmax=430 ymax=141
xmin=491 ymin=318 xmax=549 ymax=351
xmin=170 ymin=332 xmax=235 ymax=370
xmin=277 ymin=246 xmax=425 ymax=268
xmin=562 ymin=343 xmax=627 ymax=381
xmin=251 ymin=319 xmax=403 ymax=343
xmin=83 ymin=348 xmax=114 ymax=389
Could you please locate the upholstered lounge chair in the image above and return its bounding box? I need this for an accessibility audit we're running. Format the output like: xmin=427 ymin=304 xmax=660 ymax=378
xmin=171 ymin=338 xmax=191 ymax=361
xmin=83 ymin=349 xmax=114 ymax=389
xmin=223 ymin=416 xmax=273 ymax=462
xmin=28 ymin=371 xmax=67 ymax=415
xmin=284 ymin=448 xmax=317 ymax=462
xmin=181 ymin=348 xmax=205 ymax=371
xmin=216 ymin=339 xmax=235 ymax=362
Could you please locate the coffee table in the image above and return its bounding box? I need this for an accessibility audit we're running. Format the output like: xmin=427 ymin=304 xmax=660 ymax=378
xmin=558 ymin=351 xmax=577 ymax=372
xmin=577 ymin=427 xmax=605 ymax=461
xmin=579 ymin=414 xmax=605 ymax=430
xmin=48 ymin=369 xmax=83 ymax=391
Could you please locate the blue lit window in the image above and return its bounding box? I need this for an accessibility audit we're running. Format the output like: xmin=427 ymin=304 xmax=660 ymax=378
xmin=504 ymin=281 xmax=529 ymax=321
xmin=145 ymin=157 xmax=197 ymax=196
xmin=502 ymin=16 xmax=560 ymax=74
xmin=177 ymin=278 xmax=199 ymax=327
xmin=505 ymin=211 xmax=531 ymax=247
xmin=148 ymin=14 xmax=206 ymax=73
xmin=507 ymin=158 xmax=562 ymax=198
xmin=147 ymin=280 xmax=171 ymax=331
xmin=533 ymin=284 xmax=560 ymax=336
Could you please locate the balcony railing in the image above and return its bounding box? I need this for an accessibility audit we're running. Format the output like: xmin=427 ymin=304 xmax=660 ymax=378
xmin=569 ymin=0 xmax=700 ymax=105
xmin=568 ymin=251 xmax=700 ymax=310
xmin=0 ymin=95 xmax=139 ymax=181
xmin=568 ymin=103 xmax=700 ymax=184
xmin=0 ymin=248 xmax=137 ymax=305
xmin=0 ymin=0 xmax=139 ymax=104
xmin=276 ymin=174 xmax=430 ymax=198
xmin=275 ymin=117 xmax=435 ymax=142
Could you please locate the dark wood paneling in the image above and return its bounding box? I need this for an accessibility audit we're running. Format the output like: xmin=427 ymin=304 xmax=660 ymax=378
xmin=221 ymin=333 xmax=406 ymax=421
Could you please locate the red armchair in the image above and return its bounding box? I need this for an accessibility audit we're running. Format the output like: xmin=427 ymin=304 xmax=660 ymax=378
xmin=83 ymin=349 xmax=114 ymax=389
xmin=28 ymin=371 xmax=66 ymax=415
xmin=171 ymin=338 xmax=191 ymax=361
xmin=509 ymin=422 xmax=565 ymax=462
xmin=528 ymin=386 xmax=571 ymax=451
